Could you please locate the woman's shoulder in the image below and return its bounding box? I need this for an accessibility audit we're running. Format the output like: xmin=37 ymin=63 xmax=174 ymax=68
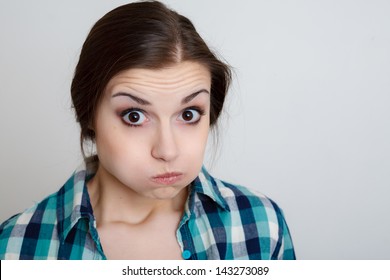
xmin=0 ymin=164 xmax=91 ymax=241
xmin=0 ymin=191 xmax=59 ymax=259
xmin=213 ymin=175 xmax=284 ymax=216
xmin=1 ymin=191 xmax=58 ymax=230
xmin=0 ymin=190 xmax=57 ymax=236
xmin=195 ymin=170 xmax=296 ymax=259
xmin=196 ymin=168 xmax=285 ymax=218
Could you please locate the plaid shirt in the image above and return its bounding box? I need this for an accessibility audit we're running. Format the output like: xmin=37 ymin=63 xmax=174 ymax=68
xmin=0 ymin=164 xmax=295 ymax=260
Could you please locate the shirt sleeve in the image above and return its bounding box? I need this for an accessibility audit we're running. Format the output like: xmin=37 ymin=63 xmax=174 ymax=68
xmin=275 ymin=209 xmax=296 ymax=260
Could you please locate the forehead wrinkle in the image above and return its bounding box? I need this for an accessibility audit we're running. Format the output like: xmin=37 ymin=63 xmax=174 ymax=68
xmin=112 ymin=76 xmax=210 ymax=99
xmin=109 ymin=62 xmax=211 ymax=96
xmin=128 ymin=77 xmax=208 ymax=94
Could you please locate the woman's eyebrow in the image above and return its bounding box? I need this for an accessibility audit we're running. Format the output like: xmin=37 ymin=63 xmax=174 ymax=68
xmin=112 ymin=89 xmax=209 ymax=105
xmin=112 ymin=92 xmax=151 ymax=105
xmin=181 ymin=89 xmax=209 ymax=104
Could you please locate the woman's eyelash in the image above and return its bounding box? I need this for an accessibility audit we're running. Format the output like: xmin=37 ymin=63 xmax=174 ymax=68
xmin=119 ymin=107 xmax=145 ymax=117
xmin=186 ymin=106 xmax=205 ymax=116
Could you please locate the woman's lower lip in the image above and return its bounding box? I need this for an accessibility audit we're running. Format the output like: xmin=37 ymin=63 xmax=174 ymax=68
xmin=151 ymin=174 xmax=183 ymax=185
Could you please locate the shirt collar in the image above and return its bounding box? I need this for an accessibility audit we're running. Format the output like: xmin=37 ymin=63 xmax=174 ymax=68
xmin=190 ymin=166 xmax=230 ymax=212
xmin=57 ymin=163 xmax=95 ymax=243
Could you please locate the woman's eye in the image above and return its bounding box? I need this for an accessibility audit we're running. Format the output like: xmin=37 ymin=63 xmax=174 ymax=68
xmin=178 ymin=109 xmax=201 ymax=124
xmin=121 ymin=110 xmax=146 ymax=126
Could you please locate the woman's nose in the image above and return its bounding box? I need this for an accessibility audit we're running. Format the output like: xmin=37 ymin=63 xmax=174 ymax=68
xmin=151 ymin=124 xmax=179 ymax=162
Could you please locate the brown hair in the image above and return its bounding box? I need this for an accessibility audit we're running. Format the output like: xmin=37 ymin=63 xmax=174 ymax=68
xmin=71 ymin=1 xmax=231 ymax=159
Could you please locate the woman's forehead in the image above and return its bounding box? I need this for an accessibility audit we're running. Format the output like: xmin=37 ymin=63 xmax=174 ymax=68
xmin=106 ymin=61 xmax=211 ymax=95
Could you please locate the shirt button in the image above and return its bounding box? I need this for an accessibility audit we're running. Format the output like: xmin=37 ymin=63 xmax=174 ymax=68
xmin=182 ymin=250 xmax=191 ymax=259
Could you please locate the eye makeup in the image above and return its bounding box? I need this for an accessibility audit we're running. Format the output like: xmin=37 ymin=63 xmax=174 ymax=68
xmin=117 ymin=105 xmax=207 ymax=127
xmin=179 ymin=106 xmax=206 ymax=125
xmin=119 ymin=107 xmax=148 ymax=127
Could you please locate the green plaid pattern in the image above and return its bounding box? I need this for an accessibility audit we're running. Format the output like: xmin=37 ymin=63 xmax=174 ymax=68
xmin=0 ymin=165 xmax=295 ymax=260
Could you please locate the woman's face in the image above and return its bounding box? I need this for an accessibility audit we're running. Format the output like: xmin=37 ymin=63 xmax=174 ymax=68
xmin=93 ymin=61 xmax=211 ymax=200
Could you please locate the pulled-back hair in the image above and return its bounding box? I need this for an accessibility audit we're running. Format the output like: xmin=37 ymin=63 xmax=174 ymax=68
xmin=71 ymin=1 xmax=231 ymax=159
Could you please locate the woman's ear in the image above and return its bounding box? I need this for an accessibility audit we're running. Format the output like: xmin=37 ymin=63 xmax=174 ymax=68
xmin=87 ymin=128 xmax=95 ymax=139
xmin=87 ymin=121 xmax=96 ymax=139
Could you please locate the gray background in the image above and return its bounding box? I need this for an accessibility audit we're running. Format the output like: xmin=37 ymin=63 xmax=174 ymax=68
xmin=0 ymin=0 xmax=389 ymax=259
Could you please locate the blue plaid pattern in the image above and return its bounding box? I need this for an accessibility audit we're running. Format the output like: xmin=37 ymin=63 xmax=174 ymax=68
xmin=0 ymin=164 xmax=295 ymax=260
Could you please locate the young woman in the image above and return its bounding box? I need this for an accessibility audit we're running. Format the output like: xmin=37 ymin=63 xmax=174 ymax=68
xmin=0 ymin=1 xmax=295 ymax=260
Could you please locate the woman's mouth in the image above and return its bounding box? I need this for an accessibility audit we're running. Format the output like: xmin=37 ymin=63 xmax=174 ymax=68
xmin=151 ymin=172 xmax=183 ymax=185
